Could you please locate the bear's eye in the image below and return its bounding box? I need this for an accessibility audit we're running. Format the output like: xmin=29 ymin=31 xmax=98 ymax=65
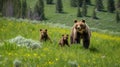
xmin=80 ymin=24 xmax=83 ymax=27
xmin=80 ymin=25 xmax=86 ymax=28
xmin=75 ymin=25 xmax=78 ymax=29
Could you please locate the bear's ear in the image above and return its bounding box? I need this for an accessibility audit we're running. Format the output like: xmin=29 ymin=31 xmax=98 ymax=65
xmin=62 ymin=34 xmax=64 ymax=37
xmin=40 ymin=29 xmax=42 ymax=31
xmin=74 ymin=20 xmax=77 ymax=23
xmin=66 ymin=34 xmax=69 ymax=36
xmin=45 ymin=29 xmax=47 ymax=32
xmin=81 ymin=19 xmax=85 ymax=23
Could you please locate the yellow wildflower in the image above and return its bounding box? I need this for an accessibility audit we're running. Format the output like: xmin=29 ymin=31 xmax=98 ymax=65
xmin=43 ymin=47 xmax=49 ymax=51
xmin=93 ymin=32 xmax=120 ymax=41
xmin=55 ymin=58 xmax=58 ymax=61
xmin=26 ymin=54 xmax=30 ymax=57
xmin=34 ymin=53 xmax=37 ymax=57
xmin=48 ymin=61 xmax=54 ymax=65
xmin=78 ymin=64 xmax=80 ymax=67
xmin=14 ymin=53 xmax=18 ymax=56
xmin=8 ymin=53 xmax=12 ymax=56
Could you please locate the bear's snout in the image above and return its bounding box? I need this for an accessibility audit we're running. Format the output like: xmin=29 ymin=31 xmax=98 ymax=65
xmin=63 ymin=37 xmax=68 ymax=40
xmin=76 ymin=27 xmax=82 ymax=31
xmin=77 ymin=27 xmax=81 ymax=30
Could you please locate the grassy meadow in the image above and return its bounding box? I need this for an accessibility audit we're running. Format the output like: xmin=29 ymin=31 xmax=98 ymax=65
xmin=0 ymin=0 xmax=120 ymax=67
xmin=0 ymin=18 xmax=120 ymax=67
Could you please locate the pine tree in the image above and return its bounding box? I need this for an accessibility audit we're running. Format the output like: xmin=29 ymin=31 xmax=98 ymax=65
xmin=70 ymin=0 xmax=83 ymax=7
xmin=116 ymin=0 xmax=120 ymax=11
xmin=70 ymin=0 xmax=91 ymax=7
xmin=2 ymin=0 xmax=6 ymax=16
xmin=95 ymin=0 xmax=104 ymax=11
xmin=2 ymin=0 xmax=14 ymax=17
xmin=78 ymin=0 xmax=83 ymax=7
xmin=81 ymin=0 xmax=87 ymax=17
xmin=34 ymin=0 xmax=45 ymax=20
xmin=107 ymin=0 xmax=115 ymax=13
xmin=0 ymin=0 xmax=4 ymax=13
xmin=92 ymin=8 xmax=97 ymax=19
xmin=27 ymin=7 xmax=33 ymax=19
xmin=21 ymin=0 xmax=27 ymax=19
xmin=77 ymin=6 xmax=82 ymax=17
xmin=116 ymin=11 xmax=120 ymax=23
xmin=85 ymin=0 xmax=91 ymax=5
xmin=77 ymin=3 xmax=82 ymax=17
xmin=0 ymin=0 xmax=5 ymax=16
xmin=56 ymin=0 xmax=63 ymax=13
xmin=13 ymin=0 xmax=22 ymax=18
xmin=46 ymin=0 xmax=53 ymax=4
xmin=70 ymin=0 xmax=77 ymax=7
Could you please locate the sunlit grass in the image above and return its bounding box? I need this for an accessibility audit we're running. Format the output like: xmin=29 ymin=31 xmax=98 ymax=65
xmin=0 ymin=18 xmax=120 ymax=67
xmin=93 ymin=32 xmax=120 ymax=41
xmin=0 ymin=0 xmax=120 ymax=66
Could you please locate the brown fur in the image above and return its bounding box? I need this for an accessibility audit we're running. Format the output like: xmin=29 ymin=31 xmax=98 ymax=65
xmin=59 ymin=34 xmax=70 ymax=47
xmin=40 ymin=29 xmax=52 ymax=42
xmin=70 ymin=19 xmax=91 ymax=49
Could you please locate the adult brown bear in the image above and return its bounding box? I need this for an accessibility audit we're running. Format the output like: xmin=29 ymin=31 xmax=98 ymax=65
xmin=70 ymin=19 xmax=91 ymax=49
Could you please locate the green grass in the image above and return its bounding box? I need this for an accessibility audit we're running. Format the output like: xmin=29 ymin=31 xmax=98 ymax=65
xmin=0 ymin=0 xmax=120 ymax=66
xmin=0 ymin=18 xmax=120 ymax=67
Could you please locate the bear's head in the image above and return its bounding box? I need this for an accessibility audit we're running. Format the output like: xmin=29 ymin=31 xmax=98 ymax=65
xmin=62 ymin=34 xmax=69 ymax=41
xmin=40 ymin=29 xmax=47 ymax=37
xmin=74 ymin=19 xmax=86 ymax=33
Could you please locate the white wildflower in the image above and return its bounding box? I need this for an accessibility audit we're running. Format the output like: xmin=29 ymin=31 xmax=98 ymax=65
xmin=13 ymin=59 xmax=22 ymax=67
xmin=8 ymin=35 xmax=42 ymax=49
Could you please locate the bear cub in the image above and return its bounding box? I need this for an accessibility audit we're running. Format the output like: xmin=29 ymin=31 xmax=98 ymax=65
xmin=59 ymin=34 xmax=70 ymax=47
xmin=40 ymin=29 xmax=51 ymax=42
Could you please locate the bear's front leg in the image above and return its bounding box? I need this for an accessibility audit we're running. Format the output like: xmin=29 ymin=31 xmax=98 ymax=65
xmin=75 ymin=38 xmax=80 ymax=44
xmin=83 ymin=39 xmax=90 ymax=49
xmin=66 ymin=41 xmax=70 ymax=47
xmin=70 ymin=35 xmax=73 ymax=44
xmin=75 ymin=32 xmax=81 ymax=44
